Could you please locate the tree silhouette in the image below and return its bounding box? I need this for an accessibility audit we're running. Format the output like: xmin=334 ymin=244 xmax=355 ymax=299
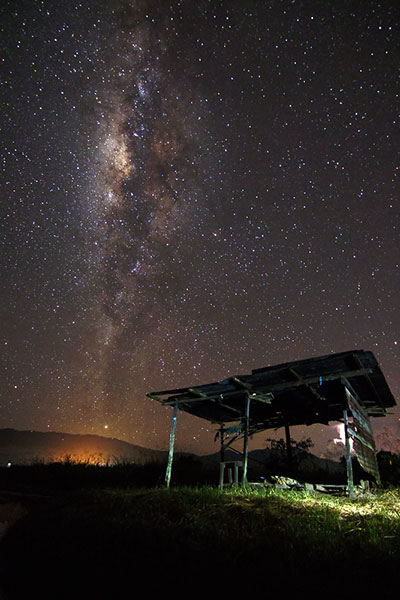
xmin=265 ymin=437 xmax=314 ymax=454
xmin=265 ymin=437 xmax=314 ymax=477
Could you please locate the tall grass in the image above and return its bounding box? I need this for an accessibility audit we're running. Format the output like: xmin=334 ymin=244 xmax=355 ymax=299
xmin=1 ymin=462 xmax=399 ymax=598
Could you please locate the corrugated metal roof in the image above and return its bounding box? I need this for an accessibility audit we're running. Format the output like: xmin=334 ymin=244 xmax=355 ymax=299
xmin=148 ymin=350 xmax=396 ymax=436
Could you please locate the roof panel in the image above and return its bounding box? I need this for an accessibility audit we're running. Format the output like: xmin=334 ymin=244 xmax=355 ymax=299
xmin=148 ymin=350 xmax=396 ymax=433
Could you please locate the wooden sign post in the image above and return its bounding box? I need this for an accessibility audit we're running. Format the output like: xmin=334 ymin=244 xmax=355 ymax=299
xmin=242 ymin=394 xmax=250 ymax=486
xmin=165 ymin=404 xmax=178 ymax=488
xmin=343 ymin=409 xmax=354 ymax=499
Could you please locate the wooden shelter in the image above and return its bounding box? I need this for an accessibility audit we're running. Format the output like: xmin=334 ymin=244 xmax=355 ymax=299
xmin=147 ymin=350 xmax=396 ymax=494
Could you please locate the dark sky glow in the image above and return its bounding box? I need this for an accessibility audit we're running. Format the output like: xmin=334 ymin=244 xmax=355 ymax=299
xmin=1 ymin=0 xmax=399 ymax=456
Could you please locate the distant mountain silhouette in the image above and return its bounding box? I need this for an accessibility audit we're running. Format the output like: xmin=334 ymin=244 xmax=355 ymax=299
xmin=0 ymin=428 xmax=168 ymax=465
xmin=201 ymin=446 xmax=345 ymax=478
xmin=0 ymin=429 xmax=345 ymax=482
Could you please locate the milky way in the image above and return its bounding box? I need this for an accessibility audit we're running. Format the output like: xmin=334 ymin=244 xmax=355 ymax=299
xmin=82 ymin=6 xmax=209 ymax=425
xmin=1 ymin=0 xmax=399 ymax=455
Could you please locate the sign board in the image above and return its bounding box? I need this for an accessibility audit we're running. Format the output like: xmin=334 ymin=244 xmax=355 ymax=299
xmin=346 ymin=388 xmax=381 ymax=483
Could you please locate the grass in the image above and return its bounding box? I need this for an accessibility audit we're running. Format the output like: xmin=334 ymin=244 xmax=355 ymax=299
xmin=1 ymin=463 xmax=399 ymax=599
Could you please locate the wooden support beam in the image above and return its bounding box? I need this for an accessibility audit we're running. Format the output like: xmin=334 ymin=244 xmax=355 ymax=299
xmin=161 ymin=394 xmax=242 ymax=416
xmin=188 ymin=387 xmax=208 ymax=397
xmin=214 ymin=400 xmax=242 ymax=415
xmin=288 ymin=367 xmax=302 ymax=380
xmin=284 ymin=421 xmax=293 ymax=476
xmin=219 ymin=462 xmax=224 ymax=490
xmin=219 ymin=424 xmax=225 ymax=464
xmin=343 ymin=409 xmax=354 ymax=499
xmin=251 ymin=392 xmax=273 ymax=404
xmin=165 ymin=404 xmax=178 ymax=488
xmin=287 ymin=368 xmax=327 ymax=402
xmin=242 ymin=394 xmax=250 ymax=486
xmin=156 ymin=367 xmax=373 ymax=409
xmin=351 ymin=355 xmax=381 ymax=405
xmin=231 ymin=376 xmax=252 ymax=390
xmin=256 ymin=368 xmax=373 ymax=394
xmin=220 ymin=432 xmax=242 ymax=450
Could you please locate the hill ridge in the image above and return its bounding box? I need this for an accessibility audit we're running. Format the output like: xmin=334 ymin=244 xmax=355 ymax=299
xmin=0 ymin=428 xmax=168 ymax=465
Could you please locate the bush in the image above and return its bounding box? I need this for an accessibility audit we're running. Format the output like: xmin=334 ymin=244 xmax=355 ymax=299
xmin=378 ymin=451 xmax=400 ymax=486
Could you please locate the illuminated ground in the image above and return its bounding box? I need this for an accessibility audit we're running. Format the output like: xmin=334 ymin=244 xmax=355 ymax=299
xmin=0 ymin=479 xmax=399 ymax=598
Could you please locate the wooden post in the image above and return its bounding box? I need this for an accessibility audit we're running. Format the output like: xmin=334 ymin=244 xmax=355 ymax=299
xmin=228 ymin=467 xmax=233 ymax=484
xmin=219 ymin=426 xmax=225 ymax=490
xmin=284 ymin=421 xmax=293 ymax=476
xmin=343 ymin=409 xmax=354 ymax=499
xmin=242 ymin=394 xmax=250 ymax=486
xmin=219 ymin=462 xmax=225 ymax=490
xmin=219 ymin=425 xmax=225 ymax=464
xmin=165 ymin=404 xmax=178 ymax=488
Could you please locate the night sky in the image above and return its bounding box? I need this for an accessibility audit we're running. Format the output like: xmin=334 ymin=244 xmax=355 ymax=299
xmin=1 ymin=0 xmax=399 ymax=457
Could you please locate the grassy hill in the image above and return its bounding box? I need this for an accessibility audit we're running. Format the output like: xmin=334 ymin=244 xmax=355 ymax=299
xmin=0 ymin=428 xmax=347 ymax=486
xmin=0 ymin=481 xmax=399 ymax=599
xmin=1 ymin=430 xmax=399 ymax=598
xmin=0 ymin=428 xmax=168 ymax=465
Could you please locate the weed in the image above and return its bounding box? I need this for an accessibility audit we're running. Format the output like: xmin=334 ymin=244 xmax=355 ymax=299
xmin=1 ymin=465 xmax=399 ymax=598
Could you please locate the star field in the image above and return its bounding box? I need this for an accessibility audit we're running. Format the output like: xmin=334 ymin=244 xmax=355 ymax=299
xmin=1 ymin=0 xmax=399 ymax=456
